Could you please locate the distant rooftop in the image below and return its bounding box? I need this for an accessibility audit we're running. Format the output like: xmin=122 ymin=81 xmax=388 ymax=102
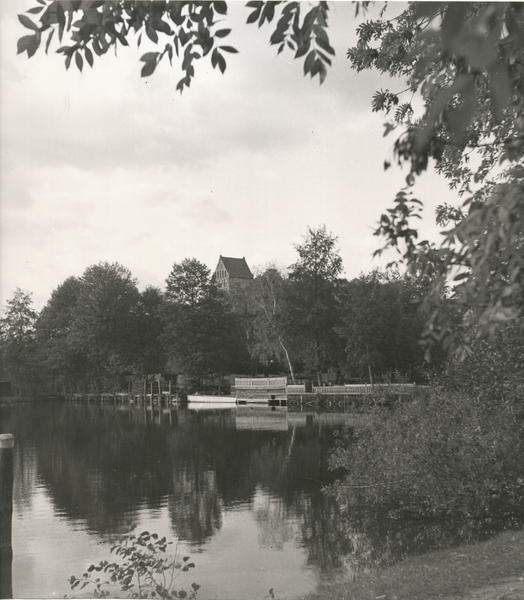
xmin=219 ymin=256 xmax=253 ymax=279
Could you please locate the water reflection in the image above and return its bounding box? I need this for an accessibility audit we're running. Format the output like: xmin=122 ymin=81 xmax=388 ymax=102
xmin=0 ymin=400 xmax=521 ymax=599
xmin=2 ymin=401 xmax=350 ymax=598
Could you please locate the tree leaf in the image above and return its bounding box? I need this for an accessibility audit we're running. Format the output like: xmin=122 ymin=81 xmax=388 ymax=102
xmin=295 ymin=41 xmax=310 ymax=59
xmin=56 ymin=2 xmax=65 ymax=41
xmin=488 ymin=60 xmax=513 ymax=122
xmin=140 ymin=52 xmax=160 ymax=63
xmin=75 ymin=51 xmax=83 ymax=72
xmin=214 ymin=1 xmax=228 ymax=15
xmin=141 ymin=60 xmax=157 ymax=77
xmin=18 ymin=14 xmax=39 ymax=31
xmin=17 ymin=34 xmax=39 ymax=57
xmin=246 ymin=5 xmax=262 ymax=25
xmin=446 ymin=75 xmax=476 ymax=137
xmin=315 ymin=35 xmax=335 ymax=56
xmin=154 ymin=19 xmax=173 ymax=35
xmin=303 ymin=49 xmax=315 ymax=75
xmin=45 ymin=28 xmax=55 ymax=54
xmin=217 ymin=52 xmax=226 ymax=73
xmin=84 ymin=46 xmax=94 ymax=67
xmin=211 ymin=47 xmax=219 ymax=68
xmin=146 ymin=23 xmax=158 ymax=44
xmin=92 ymin=37 xmax=103 ymax=55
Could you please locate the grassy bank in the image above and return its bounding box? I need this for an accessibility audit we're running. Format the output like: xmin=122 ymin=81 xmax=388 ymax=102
xmin=300 ymin=527 xmax=524 ymax=600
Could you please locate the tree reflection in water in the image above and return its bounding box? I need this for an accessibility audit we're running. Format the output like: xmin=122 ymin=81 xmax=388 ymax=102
xmin=2 ymin=399 xmax=522 ymax=587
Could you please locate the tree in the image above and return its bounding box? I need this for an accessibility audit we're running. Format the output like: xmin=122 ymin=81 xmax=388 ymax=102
xmin=35 ymin=276 xmax=84 ymax=393
xmin=163 ymin=286 xmax=247 ymax=387
xmin=0 ymin=288 xmax=39 ymax=394
xmin=16 ymin=1 xmax=334 ymax=91
xmin=68 ymin=262 xmax=143 ymax=391
xmin=336 ymin=269 xmax=430 ymax=385
xmin=35 ymin=266 xmax=151 ymax=392
xmin=348 ymin=2 xmax=524 ymax=353
xmin=289 ymin=225 xmax=343 ymax=283
xmin=288 ymin=225 xmax=344 ymax=384
xmin=134 ymin=285 xmax=167 ymax=375
xmin=163 ymin=258 xmax=249 ymax=386
xmin=241 ymin=266 xmax=297 ymax=382
xmin=165 ymin=258 xmax=212 ymax=308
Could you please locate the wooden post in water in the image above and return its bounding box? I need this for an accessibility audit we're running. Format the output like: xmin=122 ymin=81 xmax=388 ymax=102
xmin=149 ymin=382 xmax=154 ymax=419
xmin=0 ymin=433 xmax=14 ymax=599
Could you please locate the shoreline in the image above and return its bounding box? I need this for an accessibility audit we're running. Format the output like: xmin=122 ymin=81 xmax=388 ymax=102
xmin=301 ymin=527 xmax=524 ymax=600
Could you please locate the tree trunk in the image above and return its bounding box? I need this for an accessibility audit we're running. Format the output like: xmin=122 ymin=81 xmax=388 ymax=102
xmin=366 ymin=347 xmax=374 ymax=387
xmin=279 ymin=338 xmax=296 ymax=384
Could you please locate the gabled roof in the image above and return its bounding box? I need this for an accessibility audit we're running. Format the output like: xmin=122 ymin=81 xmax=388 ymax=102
xmin=219 ymin=256 xmax=253 ymax=279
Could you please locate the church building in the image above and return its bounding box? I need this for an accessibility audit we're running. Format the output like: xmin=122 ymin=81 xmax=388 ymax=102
xmin=213 ymin=256 xmax=253 ymax=292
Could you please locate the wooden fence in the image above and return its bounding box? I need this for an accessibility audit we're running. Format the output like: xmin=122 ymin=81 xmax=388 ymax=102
xmin=234 ymin=377 xmax=288 ymax=389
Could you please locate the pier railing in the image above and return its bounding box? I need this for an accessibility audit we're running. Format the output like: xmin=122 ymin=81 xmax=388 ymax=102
xmin=286 ymin=384 xmax=306 ymax=394
xmin=312 ymin=383 xmax=421 ymax=395
xmin=234 ymin=377 xmax=288 ymax=389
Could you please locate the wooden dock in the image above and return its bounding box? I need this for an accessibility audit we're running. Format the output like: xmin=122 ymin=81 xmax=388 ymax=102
xmin=234 ymin=377 xmax=288 ymax=402
xmin=66 ymin=379 xmax=177 ymax=406
xmin=65 ymin=380 xmax=427 ymax=407
xmin=312 ymin=383 xmax=425 ymax=396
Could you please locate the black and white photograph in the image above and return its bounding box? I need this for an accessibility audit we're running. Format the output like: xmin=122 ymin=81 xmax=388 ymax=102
xmin=1 ymin=2 xmax=523 ymax=599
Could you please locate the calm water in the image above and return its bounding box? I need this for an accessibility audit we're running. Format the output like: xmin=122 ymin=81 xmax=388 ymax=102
xmin=1 ymin=399 xmax=521 ymax=599
xmin=1 ymin=400 xmax=360 ymax=599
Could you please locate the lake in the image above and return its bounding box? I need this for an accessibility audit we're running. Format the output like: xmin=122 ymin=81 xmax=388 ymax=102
xmin=1 ymin=399 xmax=520 ymax=599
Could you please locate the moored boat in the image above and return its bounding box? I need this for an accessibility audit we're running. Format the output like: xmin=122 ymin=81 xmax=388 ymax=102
xmin=187 ymin=401 xmax=238 ymax=410
xmin=187 ymin=394 xmax=236 ymax=404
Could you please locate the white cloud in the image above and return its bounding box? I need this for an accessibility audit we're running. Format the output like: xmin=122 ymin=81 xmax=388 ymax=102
xmin=1 ymin=0 xmax=458 ymax=311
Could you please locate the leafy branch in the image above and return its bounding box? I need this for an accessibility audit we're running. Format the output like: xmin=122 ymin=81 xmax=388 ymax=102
xmin=68 ymin=531 xmax=200 ymax=599
xmin=17 ymin=1 xmax=335 ymax=89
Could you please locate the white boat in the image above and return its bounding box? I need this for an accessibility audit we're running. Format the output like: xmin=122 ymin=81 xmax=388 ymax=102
xmin=187 ymin=395 xmax=236 ymax=404
xmin=186 ymin=401 xmax=237 ymax=411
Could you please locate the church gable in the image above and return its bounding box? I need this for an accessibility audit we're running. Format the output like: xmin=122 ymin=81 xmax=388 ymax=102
xmin=214 ymin=256 xmax=253 ymax=291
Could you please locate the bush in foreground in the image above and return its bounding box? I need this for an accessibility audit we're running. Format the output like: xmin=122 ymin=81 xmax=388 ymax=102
xmin=328 ymin=323 xmax=524 ymax=523
xmin=68 ymin=531 xmax=200 ymax=599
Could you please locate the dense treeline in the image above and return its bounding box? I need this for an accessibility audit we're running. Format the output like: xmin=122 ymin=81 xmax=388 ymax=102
xmin=0 ymin=226 xmax=440 ymax=396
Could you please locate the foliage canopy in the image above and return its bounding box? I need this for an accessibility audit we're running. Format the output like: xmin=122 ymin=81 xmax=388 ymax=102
xmin=348 ymin=2 xmax=524 ymax=353
xmin=165 ymin=258 xmax=212 ymax=308
xmin=16 ymin=0 xmax=334 ymax=91
xmin=0 ymin=288 xmax=39 ymax=394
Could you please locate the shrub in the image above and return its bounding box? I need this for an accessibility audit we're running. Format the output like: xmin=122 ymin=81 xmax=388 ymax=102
xmin=329 ymin=391 xmax=524 ymax=519
xmin=68 ymin=531 xmax=200 ymax=599
xmin=327 ymin=323 xmax=524 ymax=522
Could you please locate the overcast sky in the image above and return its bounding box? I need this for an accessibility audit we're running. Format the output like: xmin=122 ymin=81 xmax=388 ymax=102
xmin=0 ymin=0 xmax=458 ymax=311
